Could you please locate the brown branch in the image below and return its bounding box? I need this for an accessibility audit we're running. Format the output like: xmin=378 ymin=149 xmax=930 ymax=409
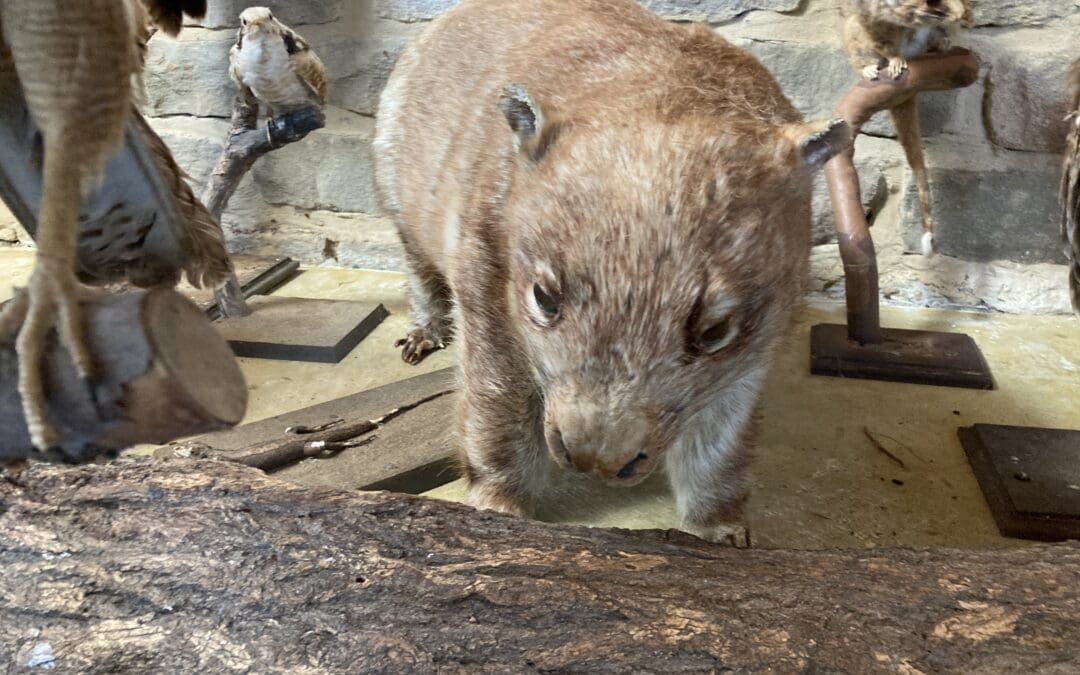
xmin=201 ymin=89 xmax=327 ymax=318
xmin=827 ymin=49 xmax=980 ymax=344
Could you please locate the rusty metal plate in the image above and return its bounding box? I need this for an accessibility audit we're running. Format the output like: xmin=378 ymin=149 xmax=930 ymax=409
xmin=215 ymin=296 xmax=389 ymax=363
xmin=958 ymin=424 xmax=1080 ymax=541
xmin=810 ymin=323 xmax=994 ymax=390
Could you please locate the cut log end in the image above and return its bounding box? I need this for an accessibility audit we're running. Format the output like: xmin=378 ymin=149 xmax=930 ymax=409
xmin=1 ymin=288 xmax=246 ymax=461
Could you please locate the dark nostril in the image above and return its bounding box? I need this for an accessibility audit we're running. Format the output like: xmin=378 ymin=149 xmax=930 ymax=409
xmin=617 ymin=452 xmax=648 ymax=479
xmin=551 ymin=429 xmax=573 ymax=465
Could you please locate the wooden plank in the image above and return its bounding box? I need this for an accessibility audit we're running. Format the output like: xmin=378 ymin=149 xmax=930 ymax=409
xmin=165 ymin=368 xmax=457 ymax=493
xmin=811 ymin=323 xmax=995 ymax=390
xmin=959 ymin=424 xmax=1080 ymax=542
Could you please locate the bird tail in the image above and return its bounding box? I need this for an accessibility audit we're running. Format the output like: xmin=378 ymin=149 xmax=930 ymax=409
xmin=134 ymin=113 xmax=230 ymax=289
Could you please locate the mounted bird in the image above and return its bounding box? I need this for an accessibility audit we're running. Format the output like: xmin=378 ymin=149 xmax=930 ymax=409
xmin=229 ymin=7 xmax=328 ymax=116
xmin=0 ymin=0 xmax=230 ymax=454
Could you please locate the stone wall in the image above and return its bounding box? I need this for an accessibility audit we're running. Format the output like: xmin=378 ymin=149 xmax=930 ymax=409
xmin=3 ymin=0 xmax=1078 ymax=313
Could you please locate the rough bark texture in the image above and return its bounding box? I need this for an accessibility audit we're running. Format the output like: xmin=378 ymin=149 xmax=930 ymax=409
xmin=1 ymin=459 xmax=1078 ymax=673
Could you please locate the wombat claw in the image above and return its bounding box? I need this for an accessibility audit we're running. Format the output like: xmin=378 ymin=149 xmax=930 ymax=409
xmin=395 ymin=328 xmax=445 ymax=364
xmin=683 ymin=522 xmax=752 ymax=548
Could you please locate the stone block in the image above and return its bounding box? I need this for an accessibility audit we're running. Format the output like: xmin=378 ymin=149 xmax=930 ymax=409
xmin=198 ymin=0 xmax=342 ymax=29
xmin=323 ymin=22 xmax=422 ymax=116
xmin=969 ymin=0 xmax=1080 ymax=28
xmin=251 ymin=108 xmax=380 ymax=214
xmin=899 ymin=142 xmax=1065 ymax=264
xmin=975 ymin=31 xmax=1072 ymax=153
xmin=641 ymin=0 xmax=799 ymax=22
xmin=143 ymin=33 xmax=236 ymax=118
xmin=375 ymin=0 xmax=457 ymax=23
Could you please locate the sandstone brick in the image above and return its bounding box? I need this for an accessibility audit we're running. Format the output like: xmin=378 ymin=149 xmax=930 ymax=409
xmin=197 ymin=0 xmax=342 ymax=29
xmin=974 ymin=31 xmax=1072 ymax=153
xmin=969 ymin=0 xmax=1080 ymax=28
xmin=641 ymin=0 xmax=799 ymax=22
xmin=899 ymin=141 xmax=1064 ymax=264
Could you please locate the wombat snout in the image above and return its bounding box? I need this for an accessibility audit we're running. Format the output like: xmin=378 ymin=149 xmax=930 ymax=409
xmin=545 ymin=414 xmax=658 ymax=484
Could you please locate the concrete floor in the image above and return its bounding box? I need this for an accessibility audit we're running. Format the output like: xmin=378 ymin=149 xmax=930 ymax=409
xmin=2 ymin=248 xmax=1079 ymax=550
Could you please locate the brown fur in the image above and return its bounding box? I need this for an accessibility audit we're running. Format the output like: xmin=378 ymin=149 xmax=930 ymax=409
xmin=374 ymin=0 xmax=848 ymax=543
xmin=842 ymin=0 xmax=972 ymax=255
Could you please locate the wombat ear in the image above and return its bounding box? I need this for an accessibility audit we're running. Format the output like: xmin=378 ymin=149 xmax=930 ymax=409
xmin=784 ymin=119 xmax=852 ymax=171
xmin=500 ymin=83 xmax=563 ymax=161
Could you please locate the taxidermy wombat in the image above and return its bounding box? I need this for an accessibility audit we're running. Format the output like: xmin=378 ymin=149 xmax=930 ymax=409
xmin=374 ymin=0 xmax=849 ymax=545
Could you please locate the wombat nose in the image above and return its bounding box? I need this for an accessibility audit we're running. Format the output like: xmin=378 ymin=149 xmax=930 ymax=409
xmin=617 ymin=452 xmax=649 ymax=480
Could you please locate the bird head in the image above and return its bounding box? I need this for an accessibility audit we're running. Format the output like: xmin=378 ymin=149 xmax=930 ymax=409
xmin=238 ymin=7 xmax=279 ymax=34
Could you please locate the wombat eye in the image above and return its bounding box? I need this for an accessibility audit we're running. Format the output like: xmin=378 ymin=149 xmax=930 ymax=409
xmin=698 ymin=317 xmax=735 ymax=354
xmin=532 ymin=283 xmax=559 ymax=318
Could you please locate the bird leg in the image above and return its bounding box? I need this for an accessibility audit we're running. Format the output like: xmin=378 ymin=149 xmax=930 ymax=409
xmin=12 ymin=137 xmax=98 ymax=450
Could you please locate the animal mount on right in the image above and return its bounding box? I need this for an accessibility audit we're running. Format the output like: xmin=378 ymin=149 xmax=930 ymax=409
xmin=811 ymin=48 xmax=995 ymax=390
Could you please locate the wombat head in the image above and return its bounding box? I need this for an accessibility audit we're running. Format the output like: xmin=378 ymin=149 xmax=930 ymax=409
xmin=877 ymin=0 xmax=973 ymax=28
xmin=499 ymin=86 xmax=848 ymax=485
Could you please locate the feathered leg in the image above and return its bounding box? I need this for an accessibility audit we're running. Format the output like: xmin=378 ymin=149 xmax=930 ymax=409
xmin=1 ymin=0 xmax=137 ymax=448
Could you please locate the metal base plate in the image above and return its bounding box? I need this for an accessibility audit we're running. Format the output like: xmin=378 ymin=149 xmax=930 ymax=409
xmin=810 ymin=323 xmax=994 ymax=390
xmin=959 ymin=424 xmax=1080 ymax=541
xmin=215 ymin=296 xmax=389 ymax=363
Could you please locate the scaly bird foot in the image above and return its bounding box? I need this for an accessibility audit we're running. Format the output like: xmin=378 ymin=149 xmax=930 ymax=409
xmin=9 ymin=259 xmax=96 ymax=451
xmin=887 ymin=57 xmax=908 ymax=80
xmin=862 ymin=64 xmax=882 ymax=81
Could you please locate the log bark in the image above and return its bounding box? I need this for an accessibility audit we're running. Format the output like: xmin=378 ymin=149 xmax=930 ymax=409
xmin=1 ymin=459 xmax=1077 ymax=673
xmin=201 ymin=89 xmax=326 ymax=319
xmin=0 ymin=290 xmax=247 ymax=462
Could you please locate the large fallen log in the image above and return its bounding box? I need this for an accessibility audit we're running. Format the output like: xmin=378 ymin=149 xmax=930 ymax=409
xmin=1 ymin=460 xmax=1077 ymax=672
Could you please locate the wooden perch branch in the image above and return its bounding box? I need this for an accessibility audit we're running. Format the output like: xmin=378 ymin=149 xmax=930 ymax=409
xmin=1 ymin=459 xmax=1078 ymax=671
xmin=201 ymin=89 xmax=326 ymax=318
xmin=0 ymin=290 xmax=246 ymax=462
xmin=826 ymin=49 xmax=980 ymax=343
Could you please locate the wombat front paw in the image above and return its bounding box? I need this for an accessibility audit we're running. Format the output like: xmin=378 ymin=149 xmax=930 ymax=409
xmin=681 ymin=521 xmax=751 ymax=548
xmin=466 ymin=487 xmax=529 ymax=518
xmin=395 ymin=326 xmax=446 ymax=365
xmin=886 ymin=57 xmax=908 ymax=79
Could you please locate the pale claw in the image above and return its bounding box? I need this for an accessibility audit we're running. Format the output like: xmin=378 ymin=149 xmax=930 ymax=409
xmin=887 ymin=57 xmax=908 ymax=80
xmin=862 ymin=64 xmax=882 ymax=81
xmin=395 ymin=326 xmax=446 ymax=365
xmin=681 ymin=521 xmax=752 ymax=549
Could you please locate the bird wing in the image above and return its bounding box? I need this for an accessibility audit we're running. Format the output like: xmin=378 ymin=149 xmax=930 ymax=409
xmin=282 ymin=30 xmax=328 ymax=106
xmin=0 ymin=72 xmax=227 ymax=289
xmin=1063 ymin=58 xmax=1080 ymax=317
xmin=139 ymin=0 xmax=207 ymax=36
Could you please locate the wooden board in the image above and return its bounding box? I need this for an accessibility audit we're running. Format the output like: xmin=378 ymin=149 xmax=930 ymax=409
xmin=811 ymin=323 xmax=995 ymax=390
xmin=171 ymin=368 xmax=457 ymax=493
xmin=214 ymin=296 xmax=389 ymax=363
xmin=959 ymin=424 xmax=1080 ymax=541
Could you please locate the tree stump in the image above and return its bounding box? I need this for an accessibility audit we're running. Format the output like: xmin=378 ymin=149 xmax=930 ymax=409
xmin=0 ymin=290 xmax=247 ymax=462
xmin=1 ymin=459 xmax=1077 ymax=672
